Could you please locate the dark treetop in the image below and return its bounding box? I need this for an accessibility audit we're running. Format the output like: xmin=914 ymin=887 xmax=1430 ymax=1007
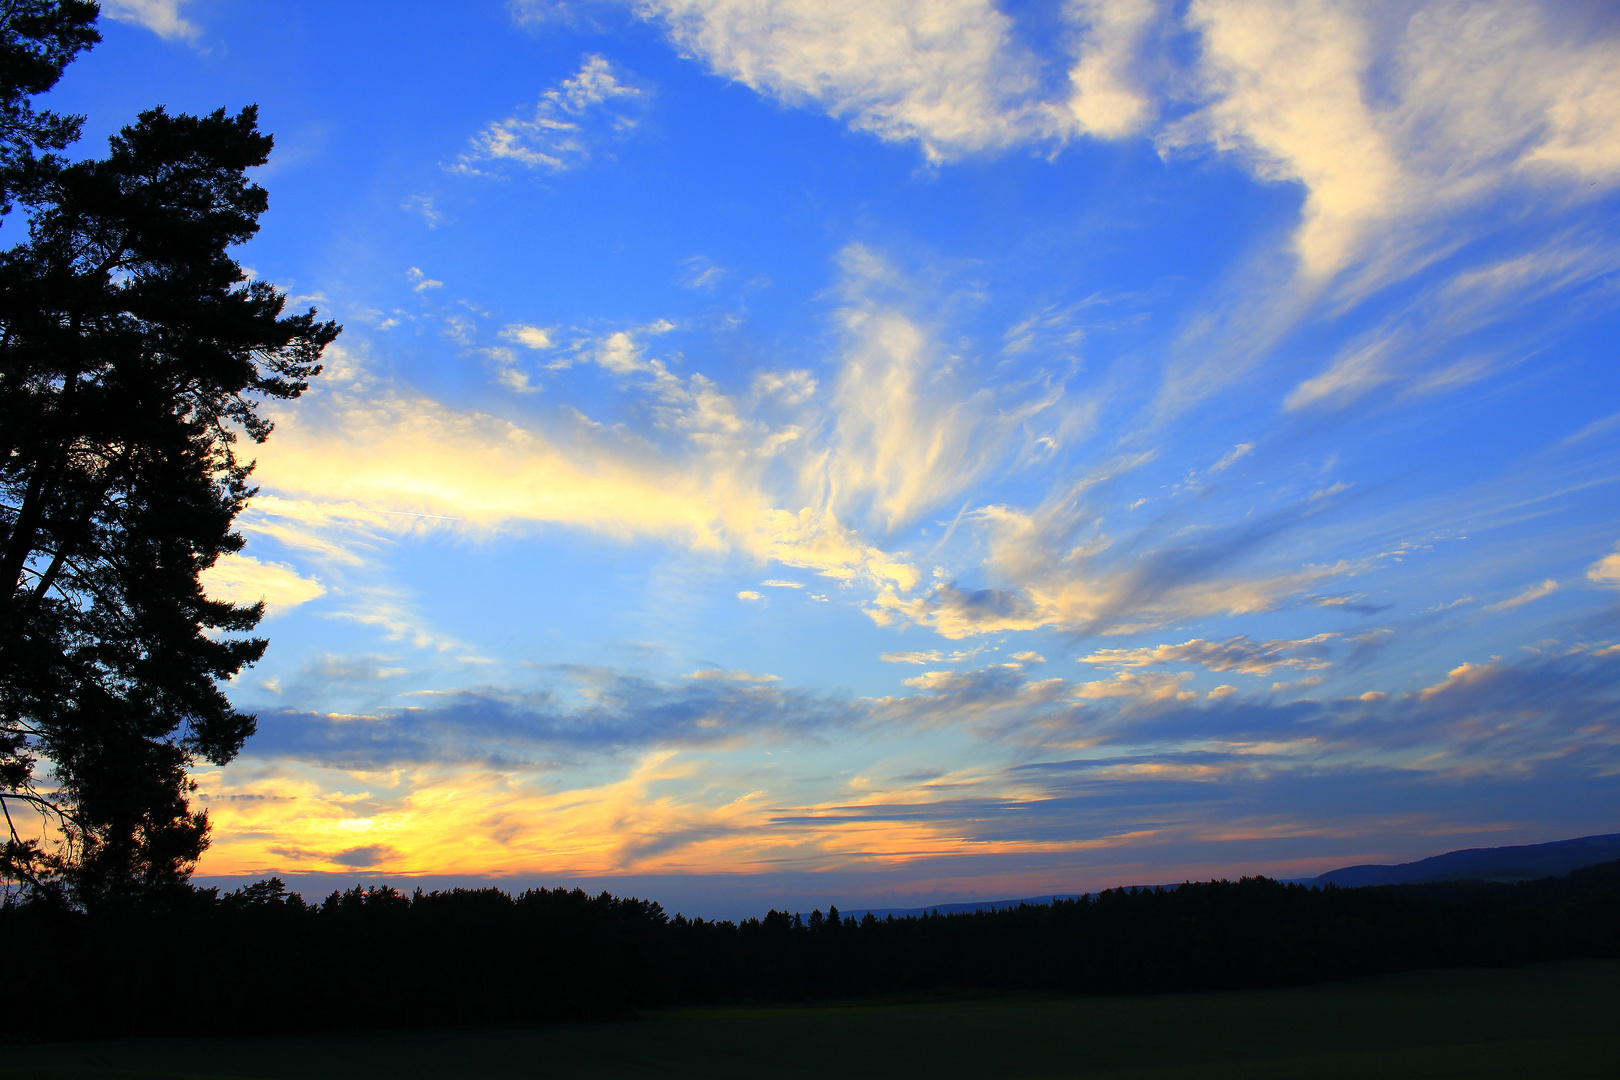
xmin=0 ymin=0 xmax=98 ymax=217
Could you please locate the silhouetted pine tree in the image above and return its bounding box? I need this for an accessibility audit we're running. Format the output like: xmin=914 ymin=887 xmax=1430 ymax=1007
xmin=0 ymin=2 xmax=339 ymax=905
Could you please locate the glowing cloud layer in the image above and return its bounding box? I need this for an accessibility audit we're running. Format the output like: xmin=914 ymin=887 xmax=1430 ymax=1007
xmin=87 ymin=0 xmax=1620 ymax=907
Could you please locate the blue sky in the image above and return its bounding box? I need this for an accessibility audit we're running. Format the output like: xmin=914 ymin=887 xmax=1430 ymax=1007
xmin=53 ymin=0 xmax=1620 ymax=916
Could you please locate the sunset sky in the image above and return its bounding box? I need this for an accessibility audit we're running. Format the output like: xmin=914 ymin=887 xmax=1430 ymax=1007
xmin=58 ymin=0 xmax=1620 ymax=917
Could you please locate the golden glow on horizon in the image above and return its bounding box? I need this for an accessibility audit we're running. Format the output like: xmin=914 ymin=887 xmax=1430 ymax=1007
xmin=188 ymin=641 xmax=1620 ymax=888
xmin=195 ymin=748 xmax=1205 ymax=883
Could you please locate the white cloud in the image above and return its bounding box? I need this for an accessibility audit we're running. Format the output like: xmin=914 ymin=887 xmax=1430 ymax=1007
xmin=1483 ymin=579 xmax=1558 ymax=613
xmin=638 ymin=0 xmax=1068 ymax=162
xmin=761 ymin=579 xmax=803 ymax=589
xmin=596 ymin=330 xmax=650 ymax=374
xmin=882 ymin=650 xmax=945 ymax=665
xmin=200 ymin=555 xmax=325 ymax=618
xmin=1073 ymin=669 xmax=1197 ymax=704
xmin=102 ymin=0 xmax=199 ymax=41
xmin=635 ymin=1 xmax=1620 ymax=297
xmin=755 ymin=507 xmax=919 ymax=590
xmin=634 ymin=0 xmax=1620 ymax=361
xmin=1399 ymin=4 xmax=1620 ymax=184
xmin=459 ymin=54 xmax=645 ymax=173
xmin=325 ymin=585 xmax=478 ymax=656
xmin=1064 ymin=0 xmax=1162 ymax=138
xmin=1169 ymin=1 xmax=1620 ymax=282
xmin=1417 ymin=660 xmax=1495 ymax=701
xmin=1587 ymin=550 xmax=1620 ymax=587
xmin=684 ymin=668 xmax=780 ymax=682
xmin=407 ymin=267 xmax=442 ymax=292
xmin=503 ymin=324 xmax=556 ymax=350
xmin=753 ymin=369 xmax=817 ymax=405
xmin=483 ymin=347 xmax=537 ymax=393
xmin=1167 ymin=0 xmax=1400 ymax=280
xmin=736 ymin=590 xmax=763 ymax=601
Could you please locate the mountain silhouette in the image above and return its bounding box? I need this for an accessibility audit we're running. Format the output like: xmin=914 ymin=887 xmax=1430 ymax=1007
xmin=1313 ymin=832 xmax=1620 ymax=887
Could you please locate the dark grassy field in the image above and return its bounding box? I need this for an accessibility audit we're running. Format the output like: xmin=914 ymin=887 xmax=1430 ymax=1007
xmin=14 ymin=960 xmax=1619 ymax=1079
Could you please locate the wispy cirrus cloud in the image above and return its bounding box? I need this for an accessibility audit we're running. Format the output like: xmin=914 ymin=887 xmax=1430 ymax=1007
xmin=457 ymin=54 xmax=646 ymax=174
xmin=869 ymin=486 xmax=1359 ymax=639
xmin=242 ymin=341 xmax=924 ymax=620
xmin=1079 ymin=633 xmax=1335 ymax=677
xmin=1281 ymin=241 xmax=1620 ymax=412
xmin=816 ymin=245 xmax=1061 ymax=532
xmin=1484 ymin=579 xmax=1559 ymax=613
xmin=248 ymin=232 xmax=1168 ymax=630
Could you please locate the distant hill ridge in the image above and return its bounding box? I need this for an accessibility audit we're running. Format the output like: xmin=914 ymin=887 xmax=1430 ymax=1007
xmin=827 ymin=832 xmax=1620 ymax=919
xmin=1311 ymin=832 xmax=1620 ymax=888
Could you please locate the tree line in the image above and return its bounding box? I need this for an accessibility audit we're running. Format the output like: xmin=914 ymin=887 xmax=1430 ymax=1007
xmin=6 ymin=860 xmax=1619 ymax=1037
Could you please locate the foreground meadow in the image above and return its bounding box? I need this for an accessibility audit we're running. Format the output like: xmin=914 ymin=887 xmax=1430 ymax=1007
xmin=15 ymin=959 xmax=1620 ymax=1079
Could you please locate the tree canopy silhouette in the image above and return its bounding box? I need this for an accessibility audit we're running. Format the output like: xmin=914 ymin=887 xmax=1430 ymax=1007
xmin=0 ymin=3 xmax=339 ymax=905
xmin=0 ymin=0 xmax=98 ymax=217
